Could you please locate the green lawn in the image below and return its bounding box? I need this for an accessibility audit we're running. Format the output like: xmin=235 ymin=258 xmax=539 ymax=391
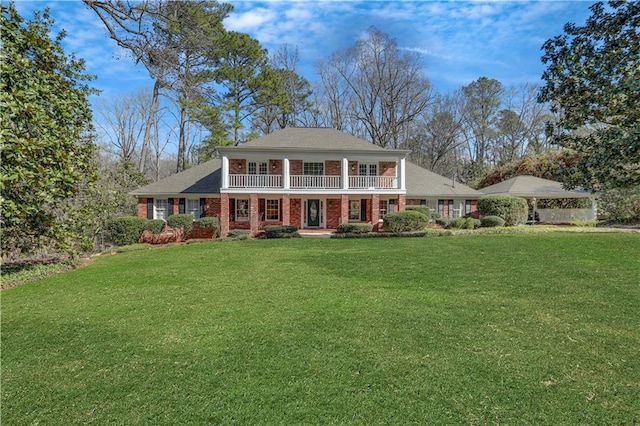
xmin=2 ymin=233 xmax=639 ymax=424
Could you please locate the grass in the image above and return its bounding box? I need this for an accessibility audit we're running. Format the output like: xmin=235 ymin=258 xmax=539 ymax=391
xmin=2 ymin=233 xmax=639 ymax=424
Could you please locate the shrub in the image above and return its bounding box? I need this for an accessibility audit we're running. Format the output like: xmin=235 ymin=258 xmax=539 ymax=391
xmin=480 ymin=215 xmax=506 ymax=228
xmin=105 ymin=216 xmax=148 ymax=246
xmin=405 ymin=206 xmax=432 ymax=220
xmin=434 ymin=216 xmax=450 ymax=228
xmin=383 ymin=211 xmax=429 ymax=233
xmin=198 ymin=216 xmax=220 ymax=238
xmin=336 ymin=223 xmax=374 ymax=234
xmin=477 ymin=195 xmax=528 ymax=226
xmin=450 ymin=217 xmax=480 ymax=230
xmin=167 ymin=214 xmax=194 ymax=235
xmin=226 ymin=229 xmax=249 ymax=240
xmin=144 ymin=219 xmax=165 ymax=235
xmin=264 ymin=225 xmax=300 ymax=239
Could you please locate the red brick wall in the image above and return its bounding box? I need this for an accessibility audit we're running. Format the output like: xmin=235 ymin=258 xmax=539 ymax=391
xmin=340 ymin=194 xmax=349 ymax=224
xmin=290 ymin=198 xmax=301 ymax=228
xmin=137 ymin=198 xmax=147 ymax=218
xmin=380 ymin=162 xmax=396 ymax=177
xmin=348 ymin=161 xmax=358 ymax=176
xmin=230 ymin=159 xmax=245 ymax=174
xmin=326 ymin=198 xmax=341 ymax=229
xmin=398 ymin=195 xmax=406 ymax=211
xmin=325 ymin=160 xmax=341 ymax=176
xmin=406 ymin=199 xmax=423 ymax=206
xmin=269 ymin=159 xmax=282 ymax=175
xmin=290 ymin=160 xmax=302 ymax=175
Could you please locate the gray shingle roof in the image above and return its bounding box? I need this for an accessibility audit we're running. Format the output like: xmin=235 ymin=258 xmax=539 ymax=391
xmin=129 ymin=159 xmax=221 ymax=196
xmin=405 ymin=162 xmax=482 ymax=198
xmin=219 ymin=127 xmax=396 ymax=152
xmin=479 ymin=175 xmax=592 ymax=198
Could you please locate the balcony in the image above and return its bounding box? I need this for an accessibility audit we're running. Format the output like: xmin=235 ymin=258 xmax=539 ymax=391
xmin=227 ymin=174 xmax=398 ymax=190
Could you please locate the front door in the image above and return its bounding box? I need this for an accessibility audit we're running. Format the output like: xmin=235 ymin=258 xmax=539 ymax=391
xmin=307 ymin=199 xmax=320 ymax=227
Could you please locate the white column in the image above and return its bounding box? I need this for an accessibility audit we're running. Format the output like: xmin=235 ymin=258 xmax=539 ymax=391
xmin=399 ymin=157 xmax=406 ymax=190
xmin=342 ymin=157 xmax=349 ymax=190
xmin=283 ymin=157 xmax=290 ymax=189
xmin=222 ymin=155 xmax=229 ymax=189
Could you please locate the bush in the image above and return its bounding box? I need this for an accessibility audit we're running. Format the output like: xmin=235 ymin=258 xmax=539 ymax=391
xmin=226 ymin=229 xmax=249 ymax=240
xmin=167 ymin=214 xmax=194 ymax=235
xmin=597 ymin=188 xmax=640 ymax=221
xmin=264 ymin=225 xmax=300 ymax=239
xmin=477 ymin=195 xmax=528 ymax=226
xmin=480 ymin=215 xmax=506 ymax=228
xmin=383 ymin=211 xmax=429 ymax=233
xmin=434 ymin=216 xmax=450 ymax=228
xmin=144 ymin=219 xmax=165 ymax=235
xmin=198 ymin=216 xmax=220 ymax=238
xmin=405 ymin=206 xmax=432 ymax=220
xmin=105 ymin=216 xmax=148 ymax=246
xmin=199 ymin=216 xmax=219 ymax=228
xmin=336 ymin=223 xmax=374 ymax=234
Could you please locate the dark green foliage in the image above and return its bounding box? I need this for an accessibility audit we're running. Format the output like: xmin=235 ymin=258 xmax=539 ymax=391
xmin=226 ymin=229 xmax=249 ymax=240
xmin=198 ymin=216 xmax=220 ymax=237
xmin=336 ymin=223 xmax=374 ymax=234
xmin=383 ymin=211 xmax=429 ymax=233
xmin=539 ymin=1 xmax=640 ymax=191
xmin=264 ymin=225 xmax=300 ymax=239
xmin=477 ymin=195 xmax=528 ymax=226
xmin=105 ymin=216 xmax=148 ymax=246
xmin=405 ymin=206 xmax=432 ymax=220
xmin=536 ymin=198 xmax=592 ymax=209
xmin=451 ymin=217 xmax=480 ymax=230
xmin=167 ymin=214 xmax=194 ymax=234
xmin=597 ymin=188 xmax=640 ymax=221
xmin=480 ymin=216 xmax=506 ymax=228
xmin=434 ymin=216 xmax=450 ymax=228
xmin=144 ymin=219 xmax=165 ymax=235
xmin=1 ymin=4 xmax=97 ymax=257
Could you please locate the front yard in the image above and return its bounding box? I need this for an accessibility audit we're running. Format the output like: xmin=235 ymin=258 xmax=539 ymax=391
xmin=2 ymin=233 xmax=639 ymax=424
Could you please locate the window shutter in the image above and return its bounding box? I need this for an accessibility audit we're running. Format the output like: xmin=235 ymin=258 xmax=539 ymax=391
xmin=389 ymin=198 xmax=396 ymax=213
xmin=179 ymin=198 xmax=186 ymax=214
xmin=259 ymin=198 xmax=265 ymax=214
xmin=420 ymin=199 xmax=427 ymax=206
xmin=360 ymin=199 xmax=367 ymax=221
xmin=230 ymin=198 xmax=236 ymax=221
xmin=168 ymin=198 xmax=175 ymax=216
xmin=199 ymin=198 xmax=206 ymax=218
xmin=146 ymin=198 xmax=154 ymax=219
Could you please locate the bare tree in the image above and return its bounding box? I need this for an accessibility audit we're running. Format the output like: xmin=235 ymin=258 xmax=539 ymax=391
xmin=317 ymin=26 xmax=433 ymax=148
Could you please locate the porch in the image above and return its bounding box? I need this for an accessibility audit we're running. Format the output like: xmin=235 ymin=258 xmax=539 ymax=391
xmin=227 ymin=174 xmax=398 ymax=190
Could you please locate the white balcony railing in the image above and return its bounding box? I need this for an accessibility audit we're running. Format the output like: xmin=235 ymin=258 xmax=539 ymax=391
xmin=349 ymin=175 xmax=397 ymax=189
xmin=290 ymin=175 xmax=341 ymax=189
xmin=229 ymin=174 xmax=282 ymax=188
xmin=228 ymin=174 xmax=398 ymax=190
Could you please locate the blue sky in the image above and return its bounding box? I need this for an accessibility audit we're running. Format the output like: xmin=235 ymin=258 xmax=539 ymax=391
xmin=14 ymin=0 xmax=595 ymax=101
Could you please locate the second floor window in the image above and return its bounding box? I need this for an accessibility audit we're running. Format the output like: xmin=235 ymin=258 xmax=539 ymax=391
xmin=303 ymin=162 xmax=324 ymax=175
xmin=248 ymin=162 xmax=268 ymax=175
xmin=359 ymin=163 xmax=378 ymax=176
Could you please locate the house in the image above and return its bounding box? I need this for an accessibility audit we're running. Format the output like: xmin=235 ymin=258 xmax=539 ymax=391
xmin=131 ymin=127 xmax=482 ymax=236
xmin=479 ymin=175 xmax=597 ymax=223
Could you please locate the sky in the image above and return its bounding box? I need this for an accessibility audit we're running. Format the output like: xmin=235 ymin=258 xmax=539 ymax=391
xmin=13 ymin=0 xmax=597 ymax=103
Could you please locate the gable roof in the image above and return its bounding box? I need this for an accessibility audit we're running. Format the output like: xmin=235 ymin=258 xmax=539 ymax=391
xmin=218 ymin=127 xmax=406 ymax=154
xmin=405 ymin=162 xmax=482 ymax=198
xmin=130 ymin=159 xmax=222 ymax=196
xmin=479 ymin=175 xmax=592 ymax=199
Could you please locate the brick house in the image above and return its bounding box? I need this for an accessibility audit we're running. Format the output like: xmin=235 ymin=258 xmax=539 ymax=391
xmin=131 ymin=127 xmax=481 ymax=236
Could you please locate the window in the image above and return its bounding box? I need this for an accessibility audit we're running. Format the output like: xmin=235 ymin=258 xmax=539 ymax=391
xmin=438 ymin=199 xmax=454 ymax=218
xmin=248 ymin=161 xmax=267 ymax=175
xmin=349 ymin=200 xmax=361 ymax=221
xmin=303 ymin=162 xmax=324 ymax=175
xmin=236 ymin=199 xmax=249 ymax=221
xmin=187 ymin=199 xmax=200 ymax=219
xmin=154 ymin=199 xmax=168 ymax=220
xmin=266 ymin=199 xmax=280 ymax=221
xmin=465 ymin=200 xmax=473 ymax=215
xmin=379 ymin=200 xmax=388 ymax=218
xmin=358 ymin=163 xmax=377 ymax=176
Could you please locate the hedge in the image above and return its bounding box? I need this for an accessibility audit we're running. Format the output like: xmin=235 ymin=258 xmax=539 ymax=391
xmin=167 ymin=214 xmax=194 ymax=234
xmin=105 ymin=216 xmax=148 ymax=246
xmin=450 ymin=217 xmax=480 ymax=230
xmin=405 ymin=206 xmax=432 ymax=220
xmin=480 ymin=215 xmax=506 ymax=228
xmin=477 ymin=195 xmax=528 ymax=226
xmin=144 ymin=219 xmax=165 ymax=235
xmin=383 ymin=211 xmax=429 ymax=233
xmin=264 ymin=225 xmax=300 ymax=239
xmin=336 ymin=223 xmax=374 ymax=234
